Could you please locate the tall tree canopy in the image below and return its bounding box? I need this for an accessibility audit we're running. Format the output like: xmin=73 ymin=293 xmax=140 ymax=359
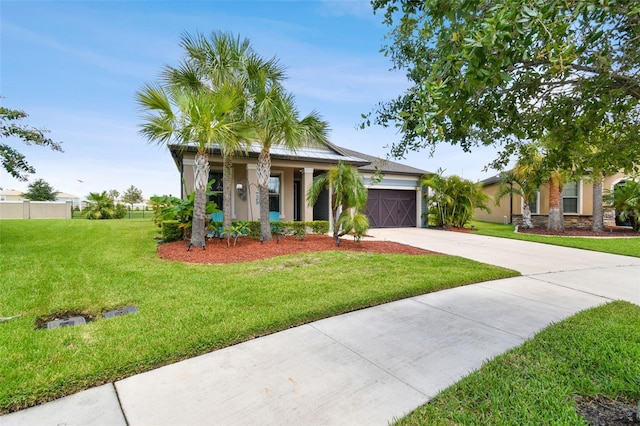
xmin=1 ymin=104 xmax=63 ymax=181
xmin=368 ymin=0 xmax=640 ymax=173
xmin=23 ymin=178 xmax=58 ymax=201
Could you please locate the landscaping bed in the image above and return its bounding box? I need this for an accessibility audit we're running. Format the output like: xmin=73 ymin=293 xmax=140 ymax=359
xmin=516 ymin=226 xmax=638 ymax=237
xmin=158 ymin=234 xmax=438 ymax=264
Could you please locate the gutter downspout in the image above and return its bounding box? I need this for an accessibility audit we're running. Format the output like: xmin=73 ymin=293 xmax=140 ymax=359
xmin=180 ymin=161 xmax=185 ymax=199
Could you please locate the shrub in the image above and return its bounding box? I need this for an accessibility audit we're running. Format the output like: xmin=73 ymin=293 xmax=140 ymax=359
xmin=161 ymin=220 xmax=183 ymax=242
xmin=421 ymin=171 xmax=491 ymax=228
xmin=352 ymin=214 xmax=370 ymax=241
xmin=245 ymin=221 xmax=261 ymax=238
xmin=270 ymin=222 xmax=283 ymax=236
xmin=310 ymin=220 xmax=330 ymax=235
xmin=114 ymin=203 xmax=128 ymax=219
xmin=289 ymin=222 xmax=308 ymax=240
xmin=604 ymin=179 xmax=640 ymax=232
xmin=150 ymin=188 xmax=217 ymax=231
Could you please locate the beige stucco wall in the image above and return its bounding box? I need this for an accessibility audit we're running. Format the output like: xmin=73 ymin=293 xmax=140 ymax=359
xmin=474 ymin=183 xmax=514 ymax=223
xmin=0 ymin=201 xmax=72 ymax=219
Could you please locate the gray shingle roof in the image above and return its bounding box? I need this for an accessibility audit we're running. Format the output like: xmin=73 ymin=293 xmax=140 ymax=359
xmin=336 ymin=147 xmax=429 ymax=176
xmin=169 ymin=142 xmax=429 ymax=176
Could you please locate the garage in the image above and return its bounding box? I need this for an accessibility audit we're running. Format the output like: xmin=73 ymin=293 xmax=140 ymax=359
xmin=366 ymin=189 xmax=417 ymax=228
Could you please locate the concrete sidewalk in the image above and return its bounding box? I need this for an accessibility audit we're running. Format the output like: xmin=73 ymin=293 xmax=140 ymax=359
xmin=3 ymin=228 xmax=639 ymax=426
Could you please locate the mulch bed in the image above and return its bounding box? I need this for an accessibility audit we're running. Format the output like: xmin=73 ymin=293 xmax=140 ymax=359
xmin=157 ymin=234 xmax=439 ymax=264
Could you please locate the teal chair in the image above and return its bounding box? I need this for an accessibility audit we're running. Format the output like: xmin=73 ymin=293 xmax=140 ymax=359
xmin=269 ymin=211 xmax=281 ymax=235
xmin=208 ymin=212 xmax=224 ymax=239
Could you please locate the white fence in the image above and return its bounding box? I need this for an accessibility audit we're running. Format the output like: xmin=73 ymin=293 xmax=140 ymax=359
xmin=0 ymin=201 xmax=73 ymax=219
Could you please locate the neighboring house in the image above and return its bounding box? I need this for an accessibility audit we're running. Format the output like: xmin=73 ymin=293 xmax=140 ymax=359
xmin=475 ymin=171 xmax=632 ymax=228
xmin=0 ymin=189 xmax=24 ymax=202
xmin=56 ymin=192 xmax=82 ymax=209
xmin=169 ymin=141 xmax=429 ymax=228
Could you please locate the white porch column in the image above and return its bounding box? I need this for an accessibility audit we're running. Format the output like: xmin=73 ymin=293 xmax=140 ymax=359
xmin=302 ymin=167 xmax=314 ymax=222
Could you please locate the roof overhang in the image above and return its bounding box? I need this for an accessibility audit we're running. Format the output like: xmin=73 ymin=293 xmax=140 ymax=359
xmin=168 ymin=143 xmax=371 ymax=169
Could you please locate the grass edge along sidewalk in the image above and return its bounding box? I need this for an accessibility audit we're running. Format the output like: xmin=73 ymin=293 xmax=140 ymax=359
xmin=0 ymin=219 xmax=518 ymax=413
xmin=471 ymin=220 xmax=640 ymax=258
xmin=397 ymin=301 xmax=640 ymax=425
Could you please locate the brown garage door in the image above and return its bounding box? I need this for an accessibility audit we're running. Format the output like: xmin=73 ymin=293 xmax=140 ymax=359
xmin=366 ymin=189 xmax=416 ymax=228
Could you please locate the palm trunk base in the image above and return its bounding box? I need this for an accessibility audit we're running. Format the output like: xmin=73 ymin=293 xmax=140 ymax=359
xmin=547 ymin=208 xmax=565 ymax=231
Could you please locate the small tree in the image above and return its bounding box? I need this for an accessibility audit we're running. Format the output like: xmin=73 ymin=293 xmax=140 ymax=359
xmin=107 ymin=189 xmax=120 ymax=202
xmin=122 ymin=185 xmax=144 ymax=210
xmin=306 ymin=161 xmax=370 ymax=240
xmin=23 ymin=178 xmax=58 ymax=201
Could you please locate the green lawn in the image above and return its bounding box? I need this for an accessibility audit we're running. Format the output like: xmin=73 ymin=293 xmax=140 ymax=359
xmin=471 ymin=221 xmax=640 ymax=257
xmin=0 ymin=219 xmax=518 ymax=413
xmin=397 ymin=301 xmax=640 ymax=425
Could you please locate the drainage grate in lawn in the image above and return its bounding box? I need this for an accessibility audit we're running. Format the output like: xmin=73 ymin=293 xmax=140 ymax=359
xmin=104 ymin=306 xmax=138 ymax=319
xmin=46 ymin=316 xmax=86 ymax=329
xmin=35 ymin=310 xmax=97 ymax=330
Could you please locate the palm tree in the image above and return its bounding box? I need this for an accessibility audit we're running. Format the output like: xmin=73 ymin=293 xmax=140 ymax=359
xmin=306 ymin=161 xmax=369 ymax=240
xmin=513 ymin=142 xmax=570 ymax=231
xmin=136 ymin=82 xmax=248 ymax=248
xmin=494 ymin=155 xmax=545 ymax=229
xmin=420 ymin=170 xmax=490 ymax=228
xmin=161 ymin=31 xmax=272 ymax=233
xmin=547 ymin=170 xmax=571 ymax=232
xmin=604 ymin=179 xmax=640 ymax=232
xmin=161 ymin=31 xmax=287 ymax=233
xmin=253 ymin=87 xmax=329 ymax=240
xmin=83 ymin=191 xmax=123 ymax=219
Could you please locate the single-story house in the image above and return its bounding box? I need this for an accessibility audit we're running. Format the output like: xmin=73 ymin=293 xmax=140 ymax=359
xmin=475 ymin=171 xmax=632 ymax=228
xmin=169 ymin=141 xmax=429 ymax=228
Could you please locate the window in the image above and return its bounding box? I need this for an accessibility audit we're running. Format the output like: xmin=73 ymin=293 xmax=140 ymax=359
xmin=562 ymin=181 xmax=579 ymax=213
xmin=525 ymin=192 xmax=539 ymax=214
xmin=268 ymin=176 xmax=280 ymax=213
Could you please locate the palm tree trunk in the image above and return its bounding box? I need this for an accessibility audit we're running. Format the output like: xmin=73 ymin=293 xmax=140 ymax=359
xmin=592 ymin=174 xmax=604 ymax=232
xmin=548 ymin=177 xmax=564 ymax=232
xmin=522 ymin=202 xmax=534 ymax=228
xmin=222 ymin=153 xmax=233 ymax=233
xmin=331 ymin=191 xmax=339 ymax=239
xmin=257 ymin=148 xmax=272 ymax=240
xmin=191 ymin=151 xmax=210 ymax=247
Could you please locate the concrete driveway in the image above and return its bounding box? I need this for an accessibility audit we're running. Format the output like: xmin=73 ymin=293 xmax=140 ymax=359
xmin=3 ymin=228 xmax=639 ymax=426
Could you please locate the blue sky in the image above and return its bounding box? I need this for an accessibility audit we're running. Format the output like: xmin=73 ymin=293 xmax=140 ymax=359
xmin=1 ymin=0 xmax=499 ymax=199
